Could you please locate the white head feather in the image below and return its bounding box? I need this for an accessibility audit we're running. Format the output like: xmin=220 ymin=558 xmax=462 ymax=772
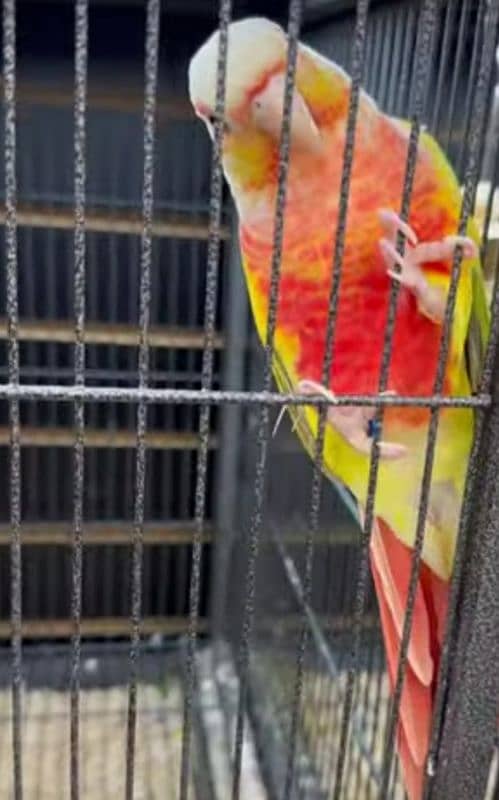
xmin=188 ymin=17 xmax=288 ymax=116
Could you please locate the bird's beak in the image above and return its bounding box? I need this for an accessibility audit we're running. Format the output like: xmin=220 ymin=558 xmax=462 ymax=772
xmin=251 ymin=72 xmax=323 ymax=155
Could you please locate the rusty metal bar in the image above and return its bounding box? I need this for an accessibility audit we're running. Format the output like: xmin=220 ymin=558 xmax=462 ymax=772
xmin=0 ymin=617 xmax=208 ymax=640
xmin=0 ymin=203 xmax=230 ymax=239
xmin=0 ymin=521 xmax=214 ymax=546
xmin=0 ymin=78 xmax=192 ymax=118
xmin=0 ymin=522 xmax=366 ymax=548
xmin=0 ymin=614 xmax=381 ymax=644
xmin=0 ymin=318 xmax=225 ymax=348
xmin=0 ymin=613 xmax=374 ymax=641
xmin=0 ymin=427 xmax=219 ymax=449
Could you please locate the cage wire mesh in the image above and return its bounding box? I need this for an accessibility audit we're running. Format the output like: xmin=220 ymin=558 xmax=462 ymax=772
xmin=0 ymin=0 xmax=498 ymax=799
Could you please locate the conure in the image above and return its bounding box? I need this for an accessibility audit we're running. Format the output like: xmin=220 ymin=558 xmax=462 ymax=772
xmin=189 ymin=17 xmax=489 ymax=800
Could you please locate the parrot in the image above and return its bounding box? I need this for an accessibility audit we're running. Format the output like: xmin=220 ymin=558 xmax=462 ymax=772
xmin=188 ymin=17 xmax=490 ymax=800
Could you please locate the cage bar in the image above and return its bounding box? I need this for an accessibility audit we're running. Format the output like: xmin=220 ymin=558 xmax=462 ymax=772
xmin=230 ymin=6 xmax=305 ymax=795
xmin=0 ymin=204 xmax=230 ymax=239
xmin=0 ymin=79 xmax=192 ymax=118
xmin=0 ymin=384 xmax=489 ymax=407
xmin=69 ymin=0 xmax=88 ymax=797
xmin=125 ymin=2 xmax=160 ymax=798
xmin=3 ymin=0 xmax=23 ymax=797
xmin=381 ymin=0 xmax=499 ymax=792
xmin=0 ymin=616 xmax=208 ymax=640
xmin=282 ymin=1 xmax=370 ymax=796
xmin=0 ymin=319 xmax=225 ymax=348
xmin=321 ymin=3 xmax=441 ymax=793
xmin=179 ymin=2 xmax=232 ymax=797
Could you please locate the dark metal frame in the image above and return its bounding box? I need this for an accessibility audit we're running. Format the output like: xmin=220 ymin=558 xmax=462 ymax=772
xmin=2 ymin=0 xmax=499 ymax=799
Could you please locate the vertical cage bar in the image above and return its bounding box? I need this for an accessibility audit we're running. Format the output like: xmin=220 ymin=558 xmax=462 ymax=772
xmin=3 ymin=0 xmax=22 ymax=797
xmin=125 ymin=2 xmax=160 ymax=798
xmin=179 ymin=2 xmax=232 ymax=797
xmin=332 ymin=3 xmax=439 ymax=797
xmin=282 ymin=2 xmax=370 ymax=797
xmin=69 ymin=1 xmax=88 ymax=797
xmin=230 ymin=4 xmax=303 ymax=799
xmin=380 ymin=1 xmax=499 ymax=795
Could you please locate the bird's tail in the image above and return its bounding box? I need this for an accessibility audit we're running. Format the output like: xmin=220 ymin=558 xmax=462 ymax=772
xmin=369 ymin=516 xmax=449 ymax=800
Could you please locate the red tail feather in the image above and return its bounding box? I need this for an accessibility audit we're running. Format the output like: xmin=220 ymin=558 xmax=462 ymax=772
xmin=370 ymin=517 xmax=449 ymax=800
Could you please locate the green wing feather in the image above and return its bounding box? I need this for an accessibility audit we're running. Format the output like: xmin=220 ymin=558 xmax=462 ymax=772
xmin=466 ymin=256 xmax=491 ymax=393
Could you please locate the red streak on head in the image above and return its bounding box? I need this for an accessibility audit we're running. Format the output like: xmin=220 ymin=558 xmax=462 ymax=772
xmin=229 ymin=61 xmax=287 ymax=123
xmin=245 ymin=61 xmax=285 ymax=104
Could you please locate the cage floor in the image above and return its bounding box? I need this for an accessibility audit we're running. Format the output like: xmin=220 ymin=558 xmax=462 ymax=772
xmin=0 ymin=644 xmax=196 ymax=800
xmin=249 ymin=642 xmax=405 ymax=800
xmin=300 ymin=666 xmax=403 ymax=800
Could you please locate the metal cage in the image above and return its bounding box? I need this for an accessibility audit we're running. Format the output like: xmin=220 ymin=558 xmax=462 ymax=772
xmin=0 ymin=1 xmax=498 ymax=799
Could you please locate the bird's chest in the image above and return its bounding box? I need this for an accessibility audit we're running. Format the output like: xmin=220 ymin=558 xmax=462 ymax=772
xmin=244 ymin=243 xmax=445 ymax=401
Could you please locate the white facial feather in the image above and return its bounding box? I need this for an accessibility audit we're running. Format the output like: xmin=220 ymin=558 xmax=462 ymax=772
xmin=188 ymin=17 xmax=287 ymax=116
xmin=189 ymin=15 xmax=377 ymax=142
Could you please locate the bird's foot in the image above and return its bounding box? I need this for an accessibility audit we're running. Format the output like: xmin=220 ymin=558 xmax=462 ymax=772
xmin=296 ymin=379 xmax=407 ymax=460
xmin=377 ymin=209 xmax=478 ymax=323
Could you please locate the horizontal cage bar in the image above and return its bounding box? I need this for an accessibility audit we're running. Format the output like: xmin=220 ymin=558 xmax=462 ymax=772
xmin=0 ymin=520 xmax=214 ymax=546
xmin=0 ymin=319 xmax=225 ymax=348
xmin=0 ymin=203 xmax=230 ymax=240
xmin=0 ymin=616 xmax=208 ymax=639
xmin=0 ymin=426 xmax=218 ymax=449
xmin=0 ymin=383 xmax=489 ymax=407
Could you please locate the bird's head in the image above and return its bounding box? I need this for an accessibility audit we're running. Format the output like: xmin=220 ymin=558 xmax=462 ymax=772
xmin=188 ymin=17 xmax=350 ymax=193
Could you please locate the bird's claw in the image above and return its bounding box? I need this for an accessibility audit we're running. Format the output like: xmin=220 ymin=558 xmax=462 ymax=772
xmin=378 ymin=209 xmax=419 ymax=246
xmin=381 ymin=239 xmax=428 ymax=298
xmin=297 ymin=380 xmax=407 ymax=460
xmin=378 ymin=210 xmax=478 ymax=323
